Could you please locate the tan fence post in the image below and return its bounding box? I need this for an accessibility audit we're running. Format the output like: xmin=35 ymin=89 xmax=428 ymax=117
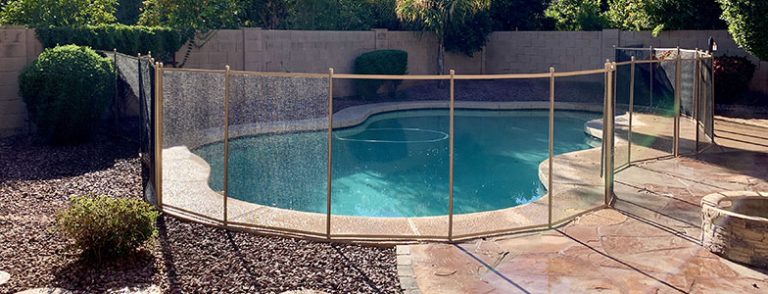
xmin=448 ymin=69 xmax=456 ymax=241
xmin=628 ymin=56 xmax=635 ymax=164
xmin=710 ymin=56 xmax=716 ymax=145
xmin=548 ymin=67 xmax=555 ymax=228
xmin=154 ymin=62 xmax=164 ymax=210
xmin=674 ymin=47 xmax=681 ymax=157
xmin=326 ymin=68 xmax=334 ymax=239
xmin=604 ymin=62 xmax=615 ymax=206
xmin=223 ymin=65 xmax=231 ymax=225
xmin=693 ymin=50 xmax=700 ymax=153
xmin=649 ymin=46 xmax=654 ymax=108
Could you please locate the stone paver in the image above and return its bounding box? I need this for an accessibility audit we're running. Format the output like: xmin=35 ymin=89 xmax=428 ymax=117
xmin=409 ymin=209 xmax=768 ymax=293
xmin=407 ymin=117 xmax=768 ymax=293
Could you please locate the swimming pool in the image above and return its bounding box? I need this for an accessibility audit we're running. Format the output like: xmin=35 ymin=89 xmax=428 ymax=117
xmin=194 ymin=109 xmax=599 ymax=217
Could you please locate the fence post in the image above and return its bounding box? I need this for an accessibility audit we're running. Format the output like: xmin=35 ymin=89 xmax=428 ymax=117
xmin=548 ymin=67 xmax=555 ymax=228
xmin=649 ymin=46 xmax=654 ymax=108
xmin=326 ymin=68 xmax=334 ymax=239
xmin=628 ymin=56 xmax=635 ymax=164
xmin=223 ymin=65 xmax=231 ymax=225
xmin=137 ymin=53 xmax=143 ymax=157
xmin=448 ymin=69 xmax=456 ymax=241
xmin=113 ymin=49 xmax=119 ymax=124
xmin=710 ymin=55 xmax=716 ymax=145
xmin=693 ymin=50 xmax=700 ymax=153
xmin=674 ymin=47 xmax=681 ymax=157
xmin=154 ymin=62 xmax=164 ymax=210
xmin=604 ymin=62 xmax=615 ymax=206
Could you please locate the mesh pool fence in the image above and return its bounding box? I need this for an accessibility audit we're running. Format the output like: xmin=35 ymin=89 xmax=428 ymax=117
xmin=133 ymin=47 xmax=713 ymax=241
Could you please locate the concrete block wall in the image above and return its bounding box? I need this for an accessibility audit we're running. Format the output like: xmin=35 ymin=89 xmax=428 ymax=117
xmin=1 ymin=27 xmax=766 ymax=137
xmin=0 ymin=27 xmax=41 ymax=137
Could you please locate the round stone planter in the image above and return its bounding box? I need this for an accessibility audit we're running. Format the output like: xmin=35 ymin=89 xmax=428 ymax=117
xmin=702 ymin=191 xmax=768 ymax=268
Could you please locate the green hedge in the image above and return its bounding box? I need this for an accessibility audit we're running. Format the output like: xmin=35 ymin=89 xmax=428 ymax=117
xmin=56 ymin=195 xmax=158 ymax=259
xmin=19 ymin=45 xmax=114 ymax=144
xmin=36 ymin=24 xmax=185 ymax=61
xmin=353 ymin=50 xmax=408 ymax=99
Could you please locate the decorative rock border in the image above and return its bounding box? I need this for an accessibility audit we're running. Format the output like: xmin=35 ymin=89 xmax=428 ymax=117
xmin=702 ymin=191 xmax=768 ymax=268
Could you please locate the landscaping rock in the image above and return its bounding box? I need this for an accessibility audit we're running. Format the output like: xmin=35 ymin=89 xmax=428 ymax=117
xmin=0 ymin=271 xmax=10 ymax=285
xmin=0 ymin=132 xmax=401 ymax=293
xmin=15 ymin=288 xmax=71 ymax=294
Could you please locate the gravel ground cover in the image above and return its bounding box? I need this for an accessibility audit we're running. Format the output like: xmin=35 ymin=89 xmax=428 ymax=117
xmin=0 ymin=131 xmax=401 ymax=293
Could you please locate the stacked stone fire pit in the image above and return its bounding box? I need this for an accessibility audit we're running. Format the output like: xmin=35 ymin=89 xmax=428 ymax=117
xmin=702 ymin=191 xmax=768 ymax=268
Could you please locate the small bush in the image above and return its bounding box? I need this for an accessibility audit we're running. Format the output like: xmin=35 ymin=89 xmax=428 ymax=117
xmin=56 ymin=195 xmax=158 ymax=259
xmin=36 ymin=24 xmax=184 ymax=62
xmin=714 ymin=55 xmax=756 ymax=105
xmin=19 ymin=45 xmax=114 ymax=144
xmin=353 ymin=50 xmax=407 ymax=100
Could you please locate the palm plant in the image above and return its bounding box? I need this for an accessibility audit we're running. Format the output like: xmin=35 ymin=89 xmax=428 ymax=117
xmin=396 ymin=0 xmax=489 ymax=78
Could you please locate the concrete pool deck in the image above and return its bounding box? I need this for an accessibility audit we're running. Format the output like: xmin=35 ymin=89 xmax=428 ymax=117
xmin=401 ymin=118 xmax=768 ymax=293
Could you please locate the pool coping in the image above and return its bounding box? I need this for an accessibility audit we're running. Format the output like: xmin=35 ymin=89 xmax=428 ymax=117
xmin=160 ymin=100 xmax=608 ymax=243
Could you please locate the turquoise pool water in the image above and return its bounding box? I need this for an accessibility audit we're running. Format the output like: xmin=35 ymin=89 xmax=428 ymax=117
xmin=194 ymin=109 xmax=599 ymax=217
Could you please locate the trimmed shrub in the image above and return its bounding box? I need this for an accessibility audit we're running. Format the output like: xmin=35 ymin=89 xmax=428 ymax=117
xmin=718 ymin=0 xmax=768 ymax=60
xmin=353 ymin=50 xmax=408 ymax=100
xmin=56 ymin=195 xmax=158 ymax=259
xmin=36 ymin=24 xmax=184 ymax=62
xmin=713 ymin=55 xmax=756 ymax=105
xmin=19 ymin=45 xmax=114 ymax=144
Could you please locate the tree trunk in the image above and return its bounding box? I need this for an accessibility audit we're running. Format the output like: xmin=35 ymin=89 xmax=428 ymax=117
xmin=437 ymin=42 xmax=446 ymax=88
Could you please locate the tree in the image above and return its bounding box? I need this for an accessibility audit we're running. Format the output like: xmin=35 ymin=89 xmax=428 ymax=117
xmin=284 ymin=0 xmax=371 ymax=30
xmin=604 ymin=0 xmax=653 ymax=31
xmin=545 ymin=0 xmax=605 ymax=31
xmin=0 ymin=0 xmax=117 ymax=27
xmin=491 ymin=0 xmax=553 ymax=31
xmin=139 ymin=0 xmax=243 ymax=32
xmin=115 ymin=0 xmax=142 ymax=24
xmin=718 ymin=0 xmax=767 ymax=60
xmin=444 ymin=8 xmax=492 ymax=56
xmin=605 ymin=0 xmax=725 ymax=35
xmin=396 ymin=0 xmax=490 ymax=77
xmin=242 ymin=0 xmax=290 ymax=29
xmin=648 ymin=0 xmax=725 ymax=31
